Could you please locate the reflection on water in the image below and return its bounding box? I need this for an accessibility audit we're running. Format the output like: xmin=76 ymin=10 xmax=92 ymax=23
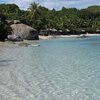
xmin=0 ymin=36 xmax=100 ymax=100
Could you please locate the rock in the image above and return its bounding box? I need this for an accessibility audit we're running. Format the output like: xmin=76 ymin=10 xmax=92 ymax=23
xmin=8 ymin=34 xmax=23 ymax=41
xmin=14 ymin=20 xmax=20 ymax=24
xmin=10 ymin=23 xmax=39 ymax=40
xmin=6 ymin=20 xmax=20 ymax=24
xmin=6 ymin=20 xmax=13 ymax=24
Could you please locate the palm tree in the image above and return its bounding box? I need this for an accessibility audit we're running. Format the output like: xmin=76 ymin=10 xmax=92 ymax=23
xmin=28 ymin=2 xmax=40 ymax=21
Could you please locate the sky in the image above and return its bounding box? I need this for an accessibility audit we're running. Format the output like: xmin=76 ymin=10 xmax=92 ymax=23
xmin=0 ymin=0 xmax=100 ymax=10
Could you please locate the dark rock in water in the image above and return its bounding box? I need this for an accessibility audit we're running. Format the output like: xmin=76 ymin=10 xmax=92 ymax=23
xmin=10 ymin=23 xmax=39 ymax=40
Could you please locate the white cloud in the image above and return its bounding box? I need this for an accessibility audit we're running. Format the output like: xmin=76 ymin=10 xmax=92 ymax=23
xmin=7 ymin=0 xmax=34 ymax=9
xmin=0 ymin=0 xmax=100 ymax=10
xmin=41 ymin=0 xmax=100 ymax=10
xmin=42 ymin=0 xmax=78 ymax=10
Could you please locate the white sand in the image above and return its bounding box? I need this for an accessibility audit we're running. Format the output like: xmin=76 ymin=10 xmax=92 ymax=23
xmin=39 ymin=34 xmax=100 ymax=40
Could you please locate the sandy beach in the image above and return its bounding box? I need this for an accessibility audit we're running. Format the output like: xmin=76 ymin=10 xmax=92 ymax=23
xmin=0 ymin=34 xmax=98 ymax=46
xmin=39 ymin=34 xmax=100 ymax=40
xmin=0 ymin=34 xmax=100 ymax=48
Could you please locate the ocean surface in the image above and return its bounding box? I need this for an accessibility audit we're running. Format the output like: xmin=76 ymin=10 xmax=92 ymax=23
xmin=0 ymin=36 xmax=100 ymax=100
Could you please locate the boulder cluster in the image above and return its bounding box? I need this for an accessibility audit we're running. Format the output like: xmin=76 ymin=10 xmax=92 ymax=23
xmin=7 ymin=20 xmax=39 ymax=41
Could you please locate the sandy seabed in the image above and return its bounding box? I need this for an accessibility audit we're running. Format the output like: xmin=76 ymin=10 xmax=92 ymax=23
xmin=0 ymin=34 xmax=100 ymax=100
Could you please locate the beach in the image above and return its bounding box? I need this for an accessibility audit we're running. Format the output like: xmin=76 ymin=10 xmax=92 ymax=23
xmin=39 ymin=34 xmax=100 ymax=40
xmin=0 ymin=36 xmax=100 ymax=99
xmin=0 ymin=34 xmax=100 ymax=48
xmin=0 ymin=2 xmax=100 ymax=99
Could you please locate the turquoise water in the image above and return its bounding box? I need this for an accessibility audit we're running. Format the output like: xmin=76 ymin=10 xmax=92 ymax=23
xmin=0 ymin=36 xmax=100 ymax=100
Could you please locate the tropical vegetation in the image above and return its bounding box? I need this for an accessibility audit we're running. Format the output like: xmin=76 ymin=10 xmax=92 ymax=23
xmin=0 ymin=3 xmax=100 ymax=40
xmin=0 ymin=14 xmax=11 ymax=41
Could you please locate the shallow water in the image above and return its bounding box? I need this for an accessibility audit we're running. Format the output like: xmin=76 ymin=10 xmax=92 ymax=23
xmin=0 ymin=36 xmax=100 ymax=100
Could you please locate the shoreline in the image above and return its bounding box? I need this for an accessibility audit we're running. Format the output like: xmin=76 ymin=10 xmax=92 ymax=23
xmin=39 ymin=34 xmax=100 ymax=40
xmin=0 ymin=40 xmax=40 ymax=48
xmin=0 ymin=34 xmax=100 ymax=48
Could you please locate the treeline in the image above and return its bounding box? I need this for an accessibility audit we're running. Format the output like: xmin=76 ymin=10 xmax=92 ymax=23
xmin=0 ymin=14 xmax=12 ymax=41
xmin=0 ymin=3 xmax=100 ymax=34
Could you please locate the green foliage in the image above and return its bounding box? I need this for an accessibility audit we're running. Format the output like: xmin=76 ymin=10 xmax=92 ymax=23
xmin=0 ymin=4 xmax=20 ymax=13
xmin=0 ymin=14 xmax=11 ymax=41
xmin=28 ymin=2 xmax=40 ymax=21
xmin=0 ymin=3 xmax=100 ymax=34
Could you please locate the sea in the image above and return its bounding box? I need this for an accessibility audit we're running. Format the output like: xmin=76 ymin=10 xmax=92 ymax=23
xmin=0 ymin=36 xmax=100 ymax=100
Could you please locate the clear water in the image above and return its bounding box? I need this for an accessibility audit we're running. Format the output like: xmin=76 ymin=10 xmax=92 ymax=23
xmin=0 ymin=36 xmax=100 ymax=100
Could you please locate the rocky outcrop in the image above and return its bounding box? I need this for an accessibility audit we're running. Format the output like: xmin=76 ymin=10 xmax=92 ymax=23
xmin=8 ymin=23 xmax=39 ymax=41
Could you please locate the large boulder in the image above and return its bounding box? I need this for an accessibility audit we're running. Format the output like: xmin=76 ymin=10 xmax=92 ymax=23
xmin=10 ymin=23 xmax=39 ymax=40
